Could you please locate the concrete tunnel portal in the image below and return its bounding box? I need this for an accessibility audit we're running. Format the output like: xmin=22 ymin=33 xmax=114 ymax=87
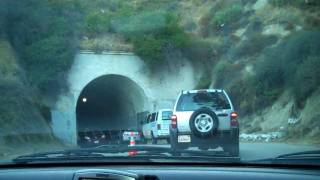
xmin=76 ymin=74 xmax=148 ymax=137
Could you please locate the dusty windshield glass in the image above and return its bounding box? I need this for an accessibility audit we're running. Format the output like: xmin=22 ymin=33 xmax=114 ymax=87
xmin=0 ymin=0 xmax=319 ymax=165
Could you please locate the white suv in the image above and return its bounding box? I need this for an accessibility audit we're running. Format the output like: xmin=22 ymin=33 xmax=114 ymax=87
xmin=170 ymin=89 xmax=239 ymax=156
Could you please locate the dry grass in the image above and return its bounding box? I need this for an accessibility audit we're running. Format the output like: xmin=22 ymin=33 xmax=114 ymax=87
xmin=241 ymin=89 xmax=320 ymax=145
xmin=241 ymin=91 xmax=293 ymax=133
xmin=254 ymin=4 xmax=305 ymax=27
xmin=0 ymin=40 xmax=21 ymax=83
xmin=80 ymin=34 xmax=133 ymax=52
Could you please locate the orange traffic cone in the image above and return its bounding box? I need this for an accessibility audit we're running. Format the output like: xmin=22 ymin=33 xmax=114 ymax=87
xmin=128 ymin=150 xmax=138 ymax=156
xmin=129 ymin=136 xmax=136 ymax=146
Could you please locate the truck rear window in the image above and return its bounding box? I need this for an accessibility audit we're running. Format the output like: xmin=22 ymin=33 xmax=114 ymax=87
xmin=162 ymin=111 xmax=172 ymax=120
xmin=176 ymin=92 xmax=231 ymax=111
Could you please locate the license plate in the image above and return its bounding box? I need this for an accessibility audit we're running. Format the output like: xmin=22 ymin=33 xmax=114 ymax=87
xmin=178 ymin=135 xmax=191 ymax=143
xmin=94 ymin=140 xmax=99 ymax=144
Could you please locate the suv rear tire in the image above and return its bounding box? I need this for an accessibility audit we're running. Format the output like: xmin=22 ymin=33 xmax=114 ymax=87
xmin=189 ymin=108 xmax=219 ymax=138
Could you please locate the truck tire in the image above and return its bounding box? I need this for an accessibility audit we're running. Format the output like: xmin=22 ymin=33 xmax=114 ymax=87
xmin=189 ymin=108 xmax=219 ymax=138
xmin=151 ymin=132 xmax=157 ymax=144
xmin=140 ymin=136 xmax=147 ymax=144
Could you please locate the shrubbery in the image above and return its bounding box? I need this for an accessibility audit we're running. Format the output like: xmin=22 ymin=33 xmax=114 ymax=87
xmin=85 ymin=12 xmax=112 ymax=37
xmin=183 ymin=38 xmax=216 ymax=64
xmin=232 ymin=34 xmax=278 ymax=58
xmin=210 ymin=4 xmax=243 ymax=29
xmin=195 ymin=74 xmax=212 ymax=89
xmin=199 ymin=2 xmax=244 ymax=37
xmin=254 ymin=30 xmax=320 ymax=105
xmin=293 ymin=56 xmax=320 ymax=101
xmin=2 ymin=0 xmax=82 ymax=99
xmin=221 ymin=30 xmax=320 ymax=115
xmin=269 ymin=0 xmax=320 ymax=8
xmin=116 ymin=12 xmax=191 ymax=69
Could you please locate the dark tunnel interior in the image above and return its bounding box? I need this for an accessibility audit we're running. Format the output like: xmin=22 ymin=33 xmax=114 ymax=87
xmin=76 ymin=75 xmax=147 ymax=134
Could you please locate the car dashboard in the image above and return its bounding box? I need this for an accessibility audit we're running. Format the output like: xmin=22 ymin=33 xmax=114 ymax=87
xmin=0 ymin=164 xmax=319 ymax=180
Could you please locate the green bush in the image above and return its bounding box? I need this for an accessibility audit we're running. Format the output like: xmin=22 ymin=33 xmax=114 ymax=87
xmin=269 ymin=0 xmax=320 ymax=8
xmin=212 ymin=60 xmax=240 ymax=88
xmin=253 ymin=30 xmax=320 ymax=105
xmin=280 ymin=31 xmax=320 ymax=85
xmin=213 ymin=60 xmax=232 ymax=75
xmin=183 ymin=38 xmax=215 ymax=64
xmin=23 ymin=35 xmax=75 ymax=94
xmin=120 ymin=12 xmax=191 ymax=69
xmin=3 ymin=0 xmax=82 ymax=99
xmin=195 ymin=74 xmax=212 ymax=89
xmin=210 ymin=4 xmax=243 ymax=29
xmin=269 ymin=0 xmax=305 ymax=7
xmin=111 ymin=11 xmax=166 ymax=36
xmin=131 ymin=35 xmax=163 ymax=67
xmin=232 ymin=34 xmax=278 ymax=58
xmin=293 ymin=56 xmax=320 ymax=101
xmin=85 ymin=12 xmax=112 ymax=37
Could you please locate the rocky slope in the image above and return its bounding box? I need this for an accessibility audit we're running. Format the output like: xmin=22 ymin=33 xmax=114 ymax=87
xmin=0 ymin=40 xmax=64 ymax=158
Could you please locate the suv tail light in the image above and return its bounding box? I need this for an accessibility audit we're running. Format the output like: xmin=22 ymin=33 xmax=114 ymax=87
xmin=171 ymin=115 xmax=177 ymax=129
xmin=157 ymin=124 xmax=161 ymax=130
xmin=230 ymin=112 xmax=239 ymax=126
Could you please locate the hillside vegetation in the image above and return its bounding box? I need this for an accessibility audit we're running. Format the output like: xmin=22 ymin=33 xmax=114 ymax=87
xmin=0 ymin=40 xmax=64 ymax=158
xmin=0 ymin=0 xmax=319 ymax=146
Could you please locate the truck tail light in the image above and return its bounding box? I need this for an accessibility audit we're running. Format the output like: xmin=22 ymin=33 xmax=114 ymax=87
xmin=230 ymin=112 xmax=239 ymax=126
xmin=157 ymin=124 xmax=161 ymax=130
xmin=171 ymin=115 xmax=177 ymax=129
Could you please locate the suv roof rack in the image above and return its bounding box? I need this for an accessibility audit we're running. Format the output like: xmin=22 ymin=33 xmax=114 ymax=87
xmin=182 ymin=89 xmax=222 ymax=94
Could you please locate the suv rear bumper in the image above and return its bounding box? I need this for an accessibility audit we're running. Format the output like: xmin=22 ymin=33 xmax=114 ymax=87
xmin=157 ymin=135 xmax=170 ymax=139
xmin=171 ymin=128 xmax=239 ymax=147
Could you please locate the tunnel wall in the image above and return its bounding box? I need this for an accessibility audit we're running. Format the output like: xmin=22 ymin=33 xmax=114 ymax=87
xmin=52 ymin=51 xmax=198 ymax=145
xmin=52 ymin=52 xmax=152 ymax=145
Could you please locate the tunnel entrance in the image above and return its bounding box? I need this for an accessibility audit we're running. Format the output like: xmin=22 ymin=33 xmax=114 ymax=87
xmin=76 ymin=74 xmax=147 ymax=145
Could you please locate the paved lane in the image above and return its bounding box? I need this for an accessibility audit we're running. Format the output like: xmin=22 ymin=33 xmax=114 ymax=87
xmin=240 ymin=142 xmax=320 ymax=161
xmin=148 ymin=141 xmax=320 ymax=160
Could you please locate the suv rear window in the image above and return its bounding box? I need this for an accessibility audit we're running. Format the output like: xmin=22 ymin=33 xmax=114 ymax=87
xmin=176 ymin=92 xmax=231 ymax=111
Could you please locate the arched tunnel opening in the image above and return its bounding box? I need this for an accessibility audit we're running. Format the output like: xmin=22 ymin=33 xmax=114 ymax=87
xmin=76 ymin=74 xmax=148 ymax=145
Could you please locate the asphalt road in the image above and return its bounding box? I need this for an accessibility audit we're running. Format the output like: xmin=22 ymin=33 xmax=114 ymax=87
xmin=2 ymin=141 xmax=319 ymax=162
xmin=239 ymin=142 xmax=320 ymax=161
xmin=152 ymin=140 xmax=320 ymax=161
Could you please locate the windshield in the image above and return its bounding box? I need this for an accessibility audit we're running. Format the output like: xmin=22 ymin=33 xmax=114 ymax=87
xmin=176 ymin=92 xmax=230 ymax=111
xmin=0 ymin=0 xmax=319 ymax=166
